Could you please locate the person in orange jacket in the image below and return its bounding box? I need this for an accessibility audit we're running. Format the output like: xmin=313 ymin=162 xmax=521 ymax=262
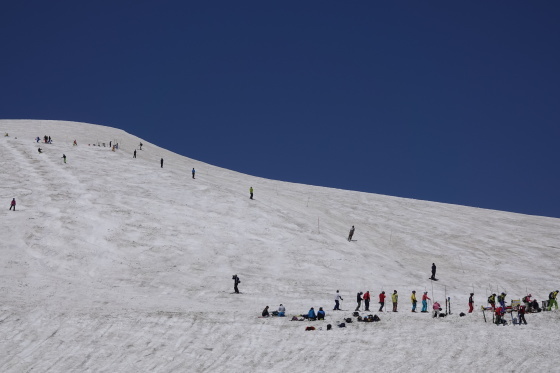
xmin=379 ymin=291 xmax=386 ymax=312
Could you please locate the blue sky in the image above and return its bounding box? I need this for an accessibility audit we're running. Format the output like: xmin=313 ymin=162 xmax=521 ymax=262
xmin=2 ymin=1 xmax=559 ymax=218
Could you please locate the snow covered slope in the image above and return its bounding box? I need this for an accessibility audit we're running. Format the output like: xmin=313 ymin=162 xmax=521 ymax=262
xmin=1 ymin=119 xmax=559 ymax=372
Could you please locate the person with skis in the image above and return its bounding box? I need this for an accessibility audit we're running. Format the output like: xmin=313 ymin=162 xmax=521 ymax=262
xmin=62 ymin=154 xmax=66 ymax=163
xmin=379 ymin=291 xmax=386 ymax=312
xmin=262 ymin=306 xmax=270 ymax=317
xmin=249 ymin=187 xmax=253 ymax=200
xmin=9 ymin=198 xmax=16 ymax=211
xmin=548 ymin=290 xmax=559 ymax=311
xmin=160 ymin=158 xmax=164 ymax=168
xmin=421 ymin=292 xmax=431 ymax=313
xmin=518 ymin=305 xmax=527 ymax=325
xmin=232 ymin=274 xmax=240 ymax=294
xmin=192 ymin=168 xmax=195 ymax=179
xmin=468 ymin=293 xmax=474 ymax=313
xmin=430 ymin=263 xmax=437 ymax=280
xmin=355 ymin=292 xmax=363 ymax=311
xmin=411 ymin=290 xmax=417 ymax=312
xmin=348 ymin=226 xmax=355 ymax=241
xmin=488 ymin=293 xmax=496 ymax=310
xmin=307 ymin=307 xmax=317 ymax=321
xmin=363 ymin=291 xmax=371 ymax=311
xmin=133 ymin=150 xmax=136 ymax=158
xmin=333 ymin=290 xmax=343 ymax=310
xmin=392 ymin=290 xmax=398 ymax=312
xmin=433 ymin=301 xmax=442 ymax=318
xmin=278 ymin=304 xmax=286 ymax=317
xmin=317 ymin=307 xmax=326 ymax=320
xmin=497 ymin=292 xmax=507 ymax=309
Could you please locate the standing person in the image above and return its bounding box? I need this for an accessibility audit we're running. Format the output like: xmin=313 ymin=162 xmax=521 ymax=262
xmin=363 ymin=291 xmax=371 ymax=311
xmin=249 ymin=187 xmax=253 ymax=200
xmin=232 ymin=274 xmax=240 ymax=294
xmin=133 ymin=150 xmax=136 ymax=158
xmin=348 ymin=226 xmax=355 ymax=241
xmin=160 ymin=158 xmax=164 ymax=168
xmin=421 ymin=292 xmax=431 ymax=313
xmin=192 ymin=168 xmax=195 ymax=179
xmin=379 ymin=291 xmax=386 ymax=312
xmin=518 ymin=305 xmax=528 ymax=325
xmin=548 ymin=290 xmax=559 ymax=311
xmin=355 ymin=292 xmax=363 ymax=311
xmin=430 ymin=263 xmax=437 ymax=280
xmin=333 ymin=290 xmax=343 ymax=310
xmin=411 ymin=291 xmax=417 ymax=312
xmin=73 ymin=140 xmax=77 ymax=146
xmin=498 ymin=292 xmax=507 ymax=309
xmin=139 ymin=142 xmax=143 ymax=150
xmin=488 ymin=293 xmax=496 ymax=310
xmin=109 ymin=141 xmax=112 ymax=148
xmin=468 ymin=293 xmax=474 ymax=313
xmin=62 ymin=154 xmax=66 ymax=163
xmin=392 ymin=290 xmax=398 ymax=312
xmin=9 ymin=198 xmax=16 ymax=211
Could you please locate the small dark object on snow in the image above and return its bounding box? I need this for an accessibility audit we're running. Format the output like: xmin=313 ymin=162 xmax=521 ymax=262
xmin=460 ymin=312 xmax=466 ymax=317
xmin=338 ymin=323 xmax=346 ymax=328
xmin=327 ymin=324 xmax=332 ymax=330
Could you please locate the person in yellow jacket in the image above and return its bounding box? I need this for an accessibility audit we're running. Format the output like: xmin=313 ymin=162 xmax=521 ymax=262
xmin=392 ymin=290 xmax=398 ymax=312
xmin=411 ymin=290 xmax=417 ymax=312
xmin=249 ymin=187 xmax=254 ymax=200
xmin=548 ymin=290 xmax=559 ymax=311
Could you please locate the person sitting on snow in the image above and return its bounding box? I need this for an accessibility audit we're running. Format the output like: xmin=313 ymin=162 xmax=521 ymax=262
xmin=307 ymin=307 xmax=317 ymax=321
xmin=262 ymin=306 xmax=270 ymax=317
xmin=317 ymin=307 xmax=326 ymax=320
xmin=278 ymin=304 xmax=286 ymax=317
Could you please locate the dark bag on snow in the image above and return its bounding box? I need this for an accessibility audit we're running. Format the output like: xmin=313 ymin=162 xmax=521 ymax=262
xmin=338 ymin=323 xmax=346 ymax=328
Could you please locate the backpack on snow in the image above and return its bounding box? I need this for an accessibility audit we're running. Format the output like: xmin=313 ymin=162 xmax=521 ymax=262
xmin=305 ymin=326 xmax=316 ymax=331
xmin=353 ymin=311 xmax=360 ymax=317
xmin=338 ymin=323 xmax=346 ymax=328
xmin=372 ymin=315 xmax=380 ymax=322
xmin=327 ymin=324 xmax=332 ymax=330
xmin=345 ymin=318 xmax=352 ymax=323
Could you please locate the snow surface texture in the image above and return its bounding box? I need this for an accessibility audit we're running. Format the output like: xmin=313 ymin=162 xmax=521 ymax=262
xmin=1 ymin=120 xmax=560 ymax=372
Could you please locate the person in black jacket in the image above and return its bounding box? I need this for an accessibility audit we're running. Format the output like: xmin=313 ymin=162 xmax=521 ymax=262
xmin=430 ymin=263 xmax=437 ymax=280
xmin=355 ymin=291 xmax=363 ymax=311
xmin=262 ymin=306 xmax=269 ymax=317
xmin=232 ymin=274 xmax=240 ymax=294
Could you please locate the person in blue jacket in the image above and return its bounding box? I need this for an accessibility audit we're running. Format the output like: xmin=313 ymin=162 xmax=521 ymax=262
xmin=317 ymin=307 xmax=326 ymax=320
xmin=307 ymin=307 xmax=316 ymax=320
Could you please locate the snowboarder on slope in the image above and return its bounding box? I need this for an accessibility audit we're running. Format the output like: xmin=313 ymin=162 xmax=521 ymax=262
xmin=392 ymin=290 xmax=398 ymax=312
xmin=192 ymin=168 xmax=195 ymax=179
xmin=249 ymin=187 xmax=253 ymax=200
xmin=411 ymin=291 xmax=417 ymax=312
xmin=232 ymin=274 xmax=240 ymax=294
xmin=348 ymin=226 xmax=355 ymax=241
xmin=379 ymin=291 xmax=386 ymax=312
xmin=430 ymin=263 xmax=437 ymax=280
xmin=355 ymin=292 xmax=363 ymax=311
xmin=9 ymin=198 xmax=16 ymax=211
xmin=468 ymin=293 xmax=474 ymax=313
xmin=333 ymin=290 xmax=343 ymax=310
xmin=422 ymin=292 xmax=430 ymax=312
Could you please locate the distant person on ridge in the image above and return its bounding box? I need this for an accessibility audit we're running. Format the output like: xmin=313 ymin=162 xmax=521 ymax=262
xmin=192 ymin=168 xmax=195 ymax=179
xmin=133 ymin=150 xmax=136 ymax=158
xmin=160 ymin=158 xmax=163 ymax=168
xmin=392 ymin=290 xmax=398 ymax=312
xmin=421 ymin=292 xmax=430 ymax=312
xmin=62 ymin=154 xmax=66 ymax=164
xmin=469 ymin=293 xmax=474 ymax=313
xmin=139 ymin=142 xmax=143 ymax=150
xmin=249 ymin=187 xmax=253 ymax=200
xmin=9 ymin=198 xmax=16 ymax=211
xmin=355 ymin=291 xmax=363 ymax=311
xmin=430 ymin=263 xmax=437 ymax=280
xmin=348 ymin=226 xmax=355 ymax=241
xmin=379 ymin=291 xmax=386 ymax=312
xmin=232 ymin=274 xmax=240 ymax=294
xmin=333 ymin=290 xmax=343 ymax=310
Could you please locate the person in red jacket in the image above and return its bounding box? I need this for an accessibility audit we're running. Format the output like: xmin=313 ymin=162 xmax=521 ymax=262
xmin=9 ymin=198 xmax=16 ymax=211
xmin=363 ymin=291 xmax=371 ymax=311
xmin=379 ymin=291 xmax=386 ymax=312
xmin=468 ymin=293 xmax=474 ymax=313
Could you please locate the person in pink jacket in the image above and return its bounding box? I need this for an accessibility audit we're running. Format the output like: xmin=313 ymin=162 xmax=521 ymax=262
xmin=433 ymin=301 xmax=442 ymax=318
xmin=9 ymin=198 xmax=16 ymax=211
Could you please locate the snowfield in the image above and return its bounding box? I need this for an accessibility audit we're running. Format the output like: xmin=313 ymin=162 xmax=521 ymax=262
xmin=1 ymin=119 xmax=559 ymax=372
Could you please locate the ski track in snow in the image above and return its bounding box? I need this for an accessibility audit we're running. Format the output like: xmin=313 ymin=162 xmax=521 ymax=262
xmin=1 ymin=120 xmax=559 ymax=372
